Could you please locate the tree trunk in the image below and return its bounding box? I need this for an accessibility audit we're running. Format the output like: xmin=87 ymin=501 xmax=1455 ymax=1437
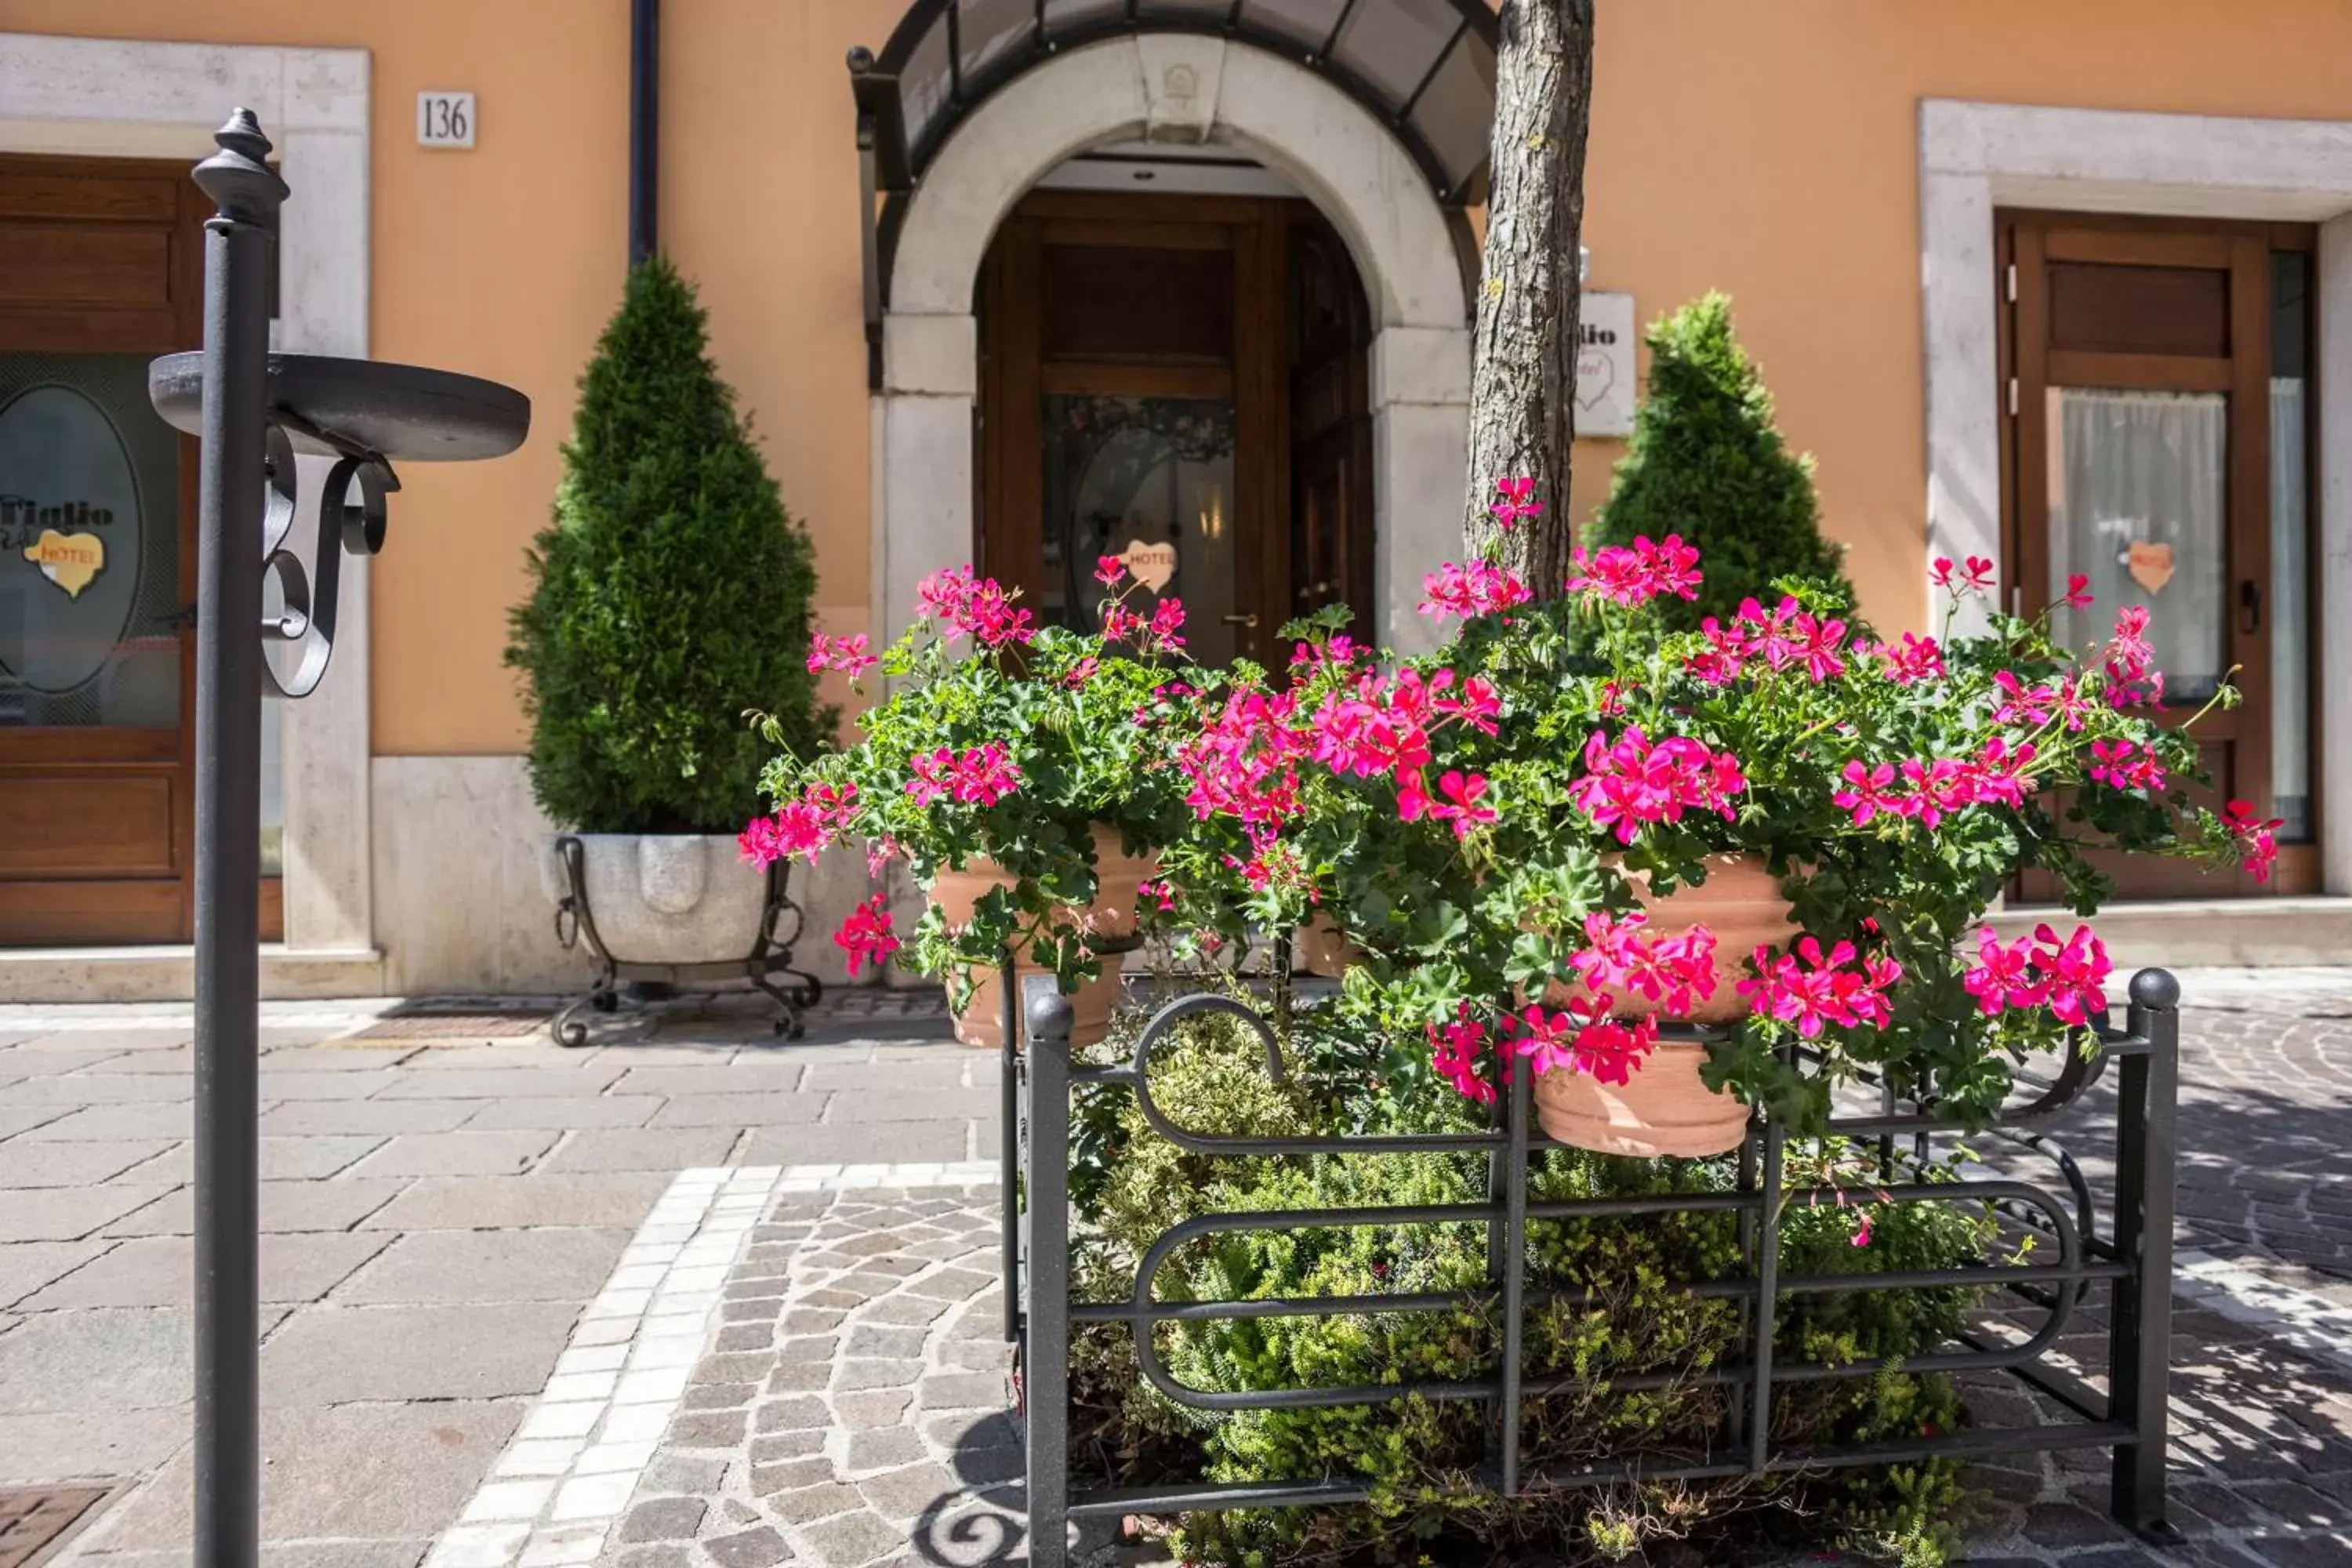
xmin=1461 ymin=0 xmax=1595 ymax=597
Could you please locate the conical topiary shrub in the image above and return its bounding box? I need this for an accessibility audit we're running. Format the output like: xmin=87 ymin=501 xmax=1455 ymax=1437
xmin=1588 ymin=293 xmax=1853 ymax=631
xmin=506 ymin=256 xmax=830 ymax=833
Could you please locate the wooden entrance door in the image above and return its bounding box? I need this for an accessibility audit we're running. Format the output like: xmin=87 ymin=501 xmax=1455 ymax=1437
xmin=0 ymin=155 xmax=207 ymax=943
xmin=1288 ymin=216 xmax=1376 ymax=625
xmin=980 ymin=191 xmax=1371 ymax=666
xmin=2000 ymin=212 xmax=2319 ymax=896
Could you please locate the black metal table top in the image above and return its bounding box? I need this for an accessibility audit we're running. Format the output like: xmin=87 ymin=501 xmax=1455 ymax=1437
xmin=148 ymin=352 xmax=529 ymax=462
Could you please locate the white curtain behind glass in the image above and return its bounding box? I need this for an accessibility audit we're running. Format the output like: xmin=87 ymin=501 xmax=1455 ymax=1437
xmin=2045 ymin=389 xmax=2227 ymax=703
xmin=2271 ymin=377 xmax=2310 ymax=839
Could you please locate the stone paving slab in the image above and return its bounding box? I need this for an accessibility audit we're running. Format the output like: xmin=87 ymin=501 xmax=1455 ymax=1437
xmin=336 ymin=1229 xmax=633 ymax=1305
xmin=19 ymin=1232 xmax=390 ymax=1310
xmin=98 ymin=1178 xmax=407 ymax=1238
xmin=77 ymin=1401 xmax=521 ymax=1556
xmin=358 ymin=1175 xmax=677 ymax=1232
xmin=258 ymin=1304 xmax=581 ymax=1404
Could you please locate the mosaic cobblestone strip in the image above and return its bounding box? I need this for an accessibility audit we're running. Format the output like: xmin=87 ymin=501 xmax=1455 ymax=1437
xmin=427 ymin=1167 xmax=779 ymax=1568
xmin=429 ymin=1163 xmax=1002 ymax=1568
xmin=594 ymin=1172 xmax=1014 ymax=1568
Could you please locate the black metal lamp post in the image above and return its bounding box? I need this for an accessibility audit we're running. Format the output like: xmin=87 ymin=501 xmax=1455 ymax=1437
xmin=147 ymin=111 xmax=530 ymax=1566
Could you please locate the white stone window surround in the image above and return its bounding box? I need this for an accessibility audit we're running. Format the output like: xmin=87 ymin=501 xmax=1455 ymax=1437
xmin=0 ymin=31 xmax=376 ymax=956
xmin=875 ymin=33 xmax=1475 ymax=660
xmin=1921 ymin=98 xmax=2352 ymax=895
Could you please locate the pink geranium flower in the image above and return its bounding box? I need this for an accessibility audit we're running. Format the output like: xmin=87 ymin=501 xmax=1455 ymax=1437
xmin=1833 ymin=760 xmax=1900 ymax=826
xmin=1567 ymin=727 xmax=1747 ymax=845
xmin=2222 ymin=800 xmax=2283 ymax=883
xmin=1962 ymin=928 xmax=2044 ymax=1014
xmin=1566 ymin=534 xmax=1702 ymax=607
xmin=1503 ymin=1000 xmax=1657 ymax=1087
xmin=1875 ymin=633 xmax=1944 ymax=684
xmin=2087 ymin=739 xmax=2165 ymax=793
xmin=806 ymin=631 xmax=877 ymax=679
xmin=1931 ymin=555 xmax=1997 ymax=593
xmin=1418 ymin=560 xmax=1533 ymax=620
xmin=1489 ymin=477 xmax=1544 ymax=531
xmin=832 ymin=892 xmax=900 ymax=978
xmin=1737 ymin=937 xmax=1900 ymax=1039
xmin=2032 ymin=923 xmax=2111 ymax=1025
xmin=1427 ymin=1005 xmax=1496 ymax=1104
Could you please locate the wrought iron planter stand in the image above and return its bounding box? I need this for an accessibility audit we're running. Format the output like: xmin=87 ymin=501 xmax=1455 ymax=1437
xmin=1000 ymin=964 xmax=2183 ymax=1568
xmin=548 ymin=834 xmax=822 ymax=1045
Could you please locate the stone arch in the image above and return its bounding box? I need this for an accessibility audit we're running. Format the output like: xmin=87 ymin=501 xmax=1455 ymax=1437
xmin=874 ymin=34 xmax=1472 ymax=652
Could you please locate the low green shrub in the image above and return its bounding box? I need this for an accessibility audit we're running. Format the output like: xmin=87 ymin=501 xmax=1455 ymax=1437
xmin=1072 ymin=1009 xmax=1989 ymax=1567
xmin=1585 ymin=293 xmax=1854 ymax=635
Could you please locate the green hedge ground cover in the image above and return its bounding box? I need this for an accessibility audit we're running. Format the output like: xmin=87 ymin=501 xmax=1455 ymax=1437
xmin=1068 ymin=999 xmax=1996 ymax=1567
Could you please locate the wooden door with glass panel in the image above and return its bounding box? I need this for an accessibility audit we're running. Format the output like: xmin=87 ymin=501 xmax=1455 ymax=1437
xmin=0 ymin=156 xmax=209 ymax=943
xmin=981 ymin=191 xmax=1294 ymax=666
xmin=2002 ymin=212 xmax=2318 ymax=896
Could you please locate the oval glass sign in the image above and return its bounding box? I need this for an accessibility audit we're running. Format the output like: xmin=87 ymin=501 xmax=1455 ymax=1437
xmin=0 ymin=383 xmax=144 ymax=697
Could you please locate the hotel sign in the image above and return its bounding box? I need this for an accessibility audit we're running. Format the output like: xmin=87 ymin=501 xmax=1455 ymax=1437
xmin=1575 ymin=290 xmax=1636 ymax=439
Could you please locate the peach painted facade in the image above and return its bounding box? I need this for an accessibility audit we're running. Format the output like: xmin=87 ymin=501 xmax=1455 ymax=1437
xmin=7 ymin=2 xmax=2352 ymax=993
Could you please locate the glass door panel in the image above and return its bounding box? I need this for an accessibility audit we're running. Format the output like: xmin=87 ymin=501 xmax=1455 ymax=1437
xmin=0 ymin=352 xmax=182 ymax=729
xmin=2044 ymin=387 xmax=2227 ymax=706
xmin=2269 ymin=251 xmax=2314 ymax=841
xmin=1042 ymin=394 xmax=1240 ymax=664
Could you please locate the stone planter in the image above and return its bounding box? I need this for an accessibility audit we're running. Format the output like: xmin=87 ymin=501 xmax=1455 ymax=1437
xmin=538 ymin=833 xmax=771 ymax=964
xmin=537 ymin=833 xmax=822 ymax=1044
xmin=927 ymin=826 xmax=1156 ymax=1051
xmin=1535 ymin=854 xmax=1792 ymax=1156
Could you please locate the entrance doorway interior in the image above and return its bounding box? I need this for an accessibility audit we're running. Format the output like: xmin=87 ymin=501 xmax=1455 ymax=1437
xmin=0 ymin=153 xmax=284 ymax=945
xmin=977 ymin=187 xmax=1374 ymax=668
xmin=1999 ymin=209 xmax=2320 ymax=897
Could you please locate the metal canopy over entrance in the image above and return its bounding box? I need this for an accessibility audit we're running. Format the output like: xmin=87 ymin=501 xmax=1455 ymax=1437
xmin=848 ymin=0 xmax=1499 ymax=386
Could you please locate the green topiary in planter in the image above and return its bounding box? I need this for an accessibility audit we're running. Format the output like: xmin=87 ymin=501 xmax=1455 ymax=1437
xmin=1588 ymin=292 xmax=1854 ymax=632
xmin=506 ymin=255 xmax=830 ymax=833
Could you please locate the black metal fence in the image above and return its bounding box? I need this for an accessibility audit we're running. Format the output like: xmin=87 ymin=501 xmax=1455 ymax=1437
xmin=997 ymin=965 xmax=2183 ymax=1568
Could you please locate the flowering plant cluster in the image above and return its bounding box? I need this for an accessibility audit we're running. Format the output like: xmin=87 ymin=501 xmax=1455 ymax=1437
xmin=754 ymin=480 xmax=2270 ymax=1131
xmin=1140 ymin=484 xmax=2269 ymax=1129
xmin=749 ymin=560 xmax=1198 ymax=996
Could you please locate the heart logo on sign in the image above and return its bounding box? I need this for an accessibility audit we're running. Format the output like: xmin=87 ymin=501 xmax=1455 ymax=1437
xmin=1575 ymin=346 xmax=1613 ymax=412
xmin=1118 ymin=539 xmax=1178 ymax=593
xmin=2126 ymin=540 xmax=2174 ymax=595
xmin=23 ymin=528 xmax=105 ymax=599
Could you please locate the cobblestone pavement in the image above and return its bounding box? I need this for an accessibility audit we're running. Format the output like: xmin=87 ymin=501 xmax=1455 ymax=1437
xmin=8 ymin=971 xmax=2352 ymax=1566
xmin=588 ymin=1178 xmax=1018 ymax=1568
xmin=0 ymin=990 xmax=983 ymax=1568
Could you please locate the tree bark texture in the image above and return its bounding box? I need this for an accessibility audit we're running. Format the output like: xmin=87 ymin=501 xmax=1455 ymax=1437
xmin=1461 ymin=0 xmax=1594 ymax=597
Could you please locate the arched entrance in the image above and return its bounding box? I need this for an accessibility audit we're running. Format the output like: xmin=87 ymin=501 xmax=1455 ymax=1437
xmin=849 ymin=16 xmax=1494 ymax=653
xmin=975 ymin=185 xmax=1376 ymax=667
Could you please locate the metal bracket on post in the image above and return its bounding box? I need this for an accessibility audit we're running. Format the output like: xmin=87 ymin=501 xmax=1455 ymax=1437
xmin=154 ymin=105 xmax=530 ymax=1568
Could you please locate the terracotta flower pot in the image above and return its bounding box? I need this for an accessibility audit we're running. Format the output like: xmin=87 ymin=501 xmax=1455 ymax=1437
xmin=1534 ymin=853 xmax=1793 ymax=1157
xmin=926 ymin=826 xmax=1156 ymax=1050
xmin=1294 ymin=913 xmax=1367 ymax=978
xmin=1533 ymin=1038 xmax=1752 ymax=1158
xmin=1602 ymin=853 xmax=1798 ymax=1026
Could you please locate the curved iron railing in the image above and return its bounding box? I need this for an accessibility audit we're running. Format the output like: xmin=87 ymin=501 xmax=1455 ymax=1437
xmin=1000 ymin=964 xmax=2183 ymax=1567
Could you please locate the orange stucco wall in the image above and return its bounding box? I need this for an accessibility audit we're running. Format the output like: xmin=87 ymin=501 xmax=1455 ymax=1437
xmin=13 ymin=1 xmax=2352 ymax=755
